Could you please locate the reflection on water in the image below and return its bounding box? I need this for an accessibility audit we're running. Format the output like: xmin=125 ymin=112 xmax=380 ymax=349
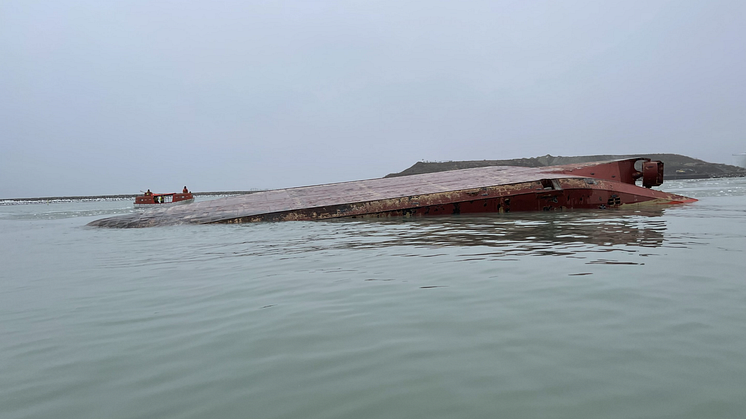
xmin=2 ymin=198 xmax=699 ymax=264
xmin=337 ymin=208 xmax=667 ymax=250
xmin=210 ymin=208 xmax=674 ymax=262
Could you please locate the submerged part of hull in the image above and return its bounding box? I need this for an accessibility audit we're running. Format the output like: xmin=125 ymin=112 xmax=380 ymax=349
xmin=89 ymin=159 xmax=696 ymax=228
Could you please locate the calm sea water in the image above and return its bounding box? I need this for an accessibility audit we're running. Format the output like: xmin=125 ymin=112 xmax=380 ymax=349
xmin=2 ymin=178 xmax=745 ymax=419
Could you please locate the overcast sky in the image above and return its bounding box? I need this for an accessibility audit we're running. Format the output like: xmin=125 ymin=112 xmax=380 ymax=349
xmin=2 ymin=0 xmax=745 ymax=198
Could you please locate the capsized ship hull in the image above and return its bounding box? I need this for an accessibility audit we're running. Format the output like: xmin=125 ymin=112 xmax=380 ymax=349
xmin=88 ymin=158 xmax=696 ymax=228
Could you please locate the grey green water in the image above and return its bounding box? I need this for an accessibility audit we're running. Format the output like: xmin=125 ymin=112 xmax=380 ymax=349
xmin=2 ymin=178 xmax=745 ymax=419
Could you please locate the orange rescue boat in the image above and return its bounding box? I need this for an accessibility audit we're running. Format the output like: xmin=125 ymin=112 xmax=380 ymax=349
xmin=135 ymin=191 xmax=194 ymax=208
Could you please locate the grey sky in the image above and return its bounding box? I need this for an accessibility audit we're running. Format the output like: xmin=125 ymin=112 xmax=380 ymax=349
xmin=2 ymin=0 xmax=745 ymax=198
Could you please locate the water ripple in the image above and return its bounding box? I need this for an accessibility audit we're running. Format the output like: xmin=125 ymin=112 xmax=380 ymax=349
xmin=2 ymin=180 xmax=746 ymax=419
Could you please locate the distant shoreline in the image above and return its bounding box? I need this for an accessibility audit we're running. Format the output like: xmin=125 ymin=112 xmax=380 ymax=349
xmin=0 ymin=191 xmax=265 ymax=203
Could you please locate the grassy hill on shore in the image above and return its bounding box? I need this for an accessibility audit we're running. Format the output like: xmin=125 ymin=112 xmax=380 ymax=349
xmin=385 ymin=154 xmax=746 ymax=180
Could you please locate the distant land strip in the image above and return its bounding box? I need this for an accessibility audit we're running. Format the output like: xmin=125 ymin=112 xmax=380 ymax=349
xmin=1 ymin=191 xmax=265 ymax=203
xmin=385 ymin=153 xmax=746 ymax=180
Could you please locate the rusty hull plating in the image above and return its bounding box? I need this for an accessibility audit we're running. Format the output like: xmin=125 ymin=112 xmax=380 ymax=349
xmin=88 ymin=158 xmax=697 ymax=228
